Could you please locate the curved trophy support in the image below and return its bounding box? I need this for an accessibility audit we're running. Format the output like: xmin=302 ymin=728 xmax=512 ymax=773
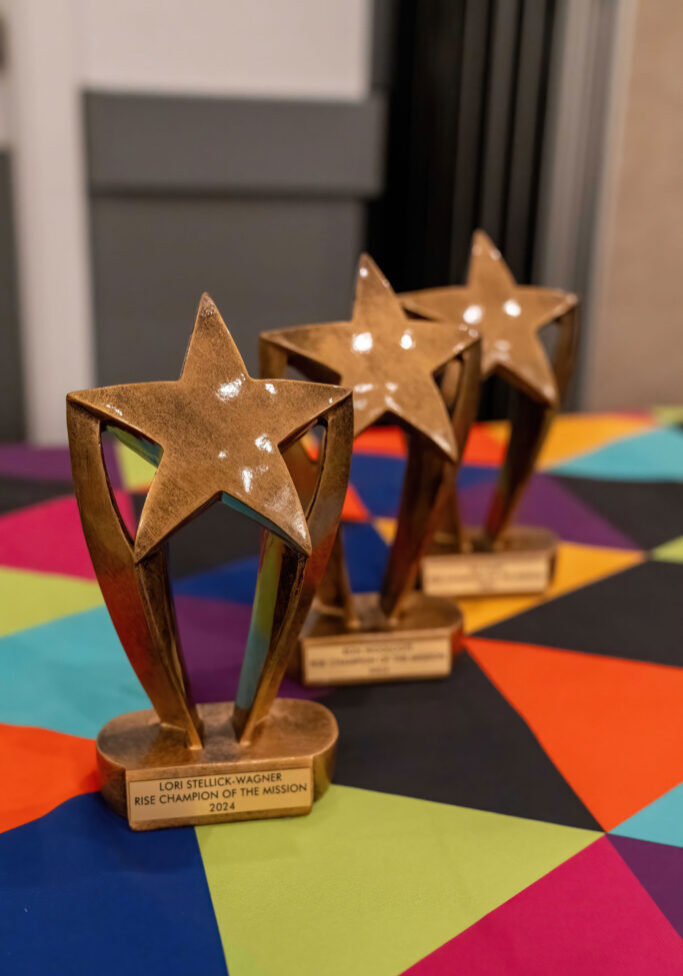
xmin=380 ymin=340 xmax=481 ymax=620
xmin=483 ymin=304 xmax=579 ymax=545
xmin=233 ymin=393 xmax=354 ymax=741
xmin=66 ymin=401 xmax=203 ymax=749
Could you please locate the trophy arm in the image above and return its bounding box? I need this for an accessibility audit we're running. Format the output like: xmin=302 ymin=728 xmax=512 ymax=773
xmin=66 ymin=399 xmax=203 ymax=749
xmin=260 ymin=335 xmax=358 ymax=626
xmin=379 ymin=339 xmax=481 ymax=620
xmin=483 ymin=305 xmax=578 ymax=545
xmin=232 ymin=391 xmax=354 ymax=742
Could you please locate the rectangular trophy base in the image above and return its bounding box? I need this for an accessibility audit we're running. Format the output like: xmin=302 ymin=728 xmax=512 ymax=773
xmin=96 ymin=699 xmax=338 ymax=830
xmin=421 ymin=526 xmax=557 ymax=597
xmin=296 ymin=591 xmax=462 ymax=687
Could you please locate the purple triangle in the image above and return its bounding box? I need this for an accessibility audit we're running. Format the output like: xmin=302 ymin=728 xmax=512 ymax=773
xmin=0 ymin=441 xmax=122 ymax=488
xmin=609 ymin=834 xmax=683 ymax=937
xmin=459 ymin=472 xmax=639 ymax=549
xmin=174 ymin=594 xmax=327 ymax=704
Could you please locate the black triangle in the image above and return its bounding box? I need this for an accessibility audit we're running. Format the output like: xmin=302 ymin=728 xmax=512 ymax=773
xmin=327 ymin=650 xmax=600 ymax=830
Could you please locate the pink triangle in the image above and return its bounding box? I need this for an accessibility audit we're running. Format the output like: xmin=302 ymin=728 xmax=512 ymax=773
xmin=0 ymin=491 xmax=134 ymax=579
xmin=402 ymin=837 xmax=683 ymax=975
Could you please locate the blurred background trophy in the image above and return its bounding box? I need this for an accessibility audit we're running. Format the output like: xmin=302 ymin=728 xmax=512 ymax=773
xmin=402 ymin=231 xmax=579 ymax=597
xmin=67 ymin=294 xmax=353 ymax=829
xmin=260 ymin=255 xmax=480 ymax=686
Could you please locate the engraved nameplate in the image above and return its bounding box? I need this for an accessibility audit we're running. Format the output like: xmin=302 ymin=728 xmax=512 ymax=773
xmin=127 ymin=765 xmax=313 ymax=827
xmin=302 ymin=635 xmax=451 ymax=685
xmin=421 ymin=552 xmax=551 ymax=597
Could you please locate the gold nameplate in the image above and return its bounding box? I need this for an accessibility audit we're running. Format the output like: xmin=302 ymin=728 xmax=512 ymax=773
xmin=302 ymin=634 xmax=452 ymax=685
xmin=422 ymin=551 xmax=552 ymax=596
xmin=128 ymin=764 xmax=313 ymax=828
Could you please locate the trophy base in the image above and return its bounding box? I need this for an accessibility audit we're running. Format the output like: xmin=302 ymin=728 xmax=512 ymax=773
xmin=421 ymin=525 xmax=557 ymax=597
xmin=97 ymin=698 xmax=338 ymax=831
xmin=295 ymin=590 xmax=462 ymax=686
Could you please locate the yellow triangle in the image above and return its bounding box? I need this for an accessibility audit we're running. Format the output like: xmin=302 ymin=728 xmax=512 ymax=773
xmin=461 ymin=541 xmax=643 ymax=633
xmin=114 ymin=439 xmax=156 ymax=491
xmin=539 ymin=412 xmax=655 ymax=468
xmin=373 ymin=517 xmax=397 ymax=546
xmin=0 ymin=567 xmax=103 ymax=637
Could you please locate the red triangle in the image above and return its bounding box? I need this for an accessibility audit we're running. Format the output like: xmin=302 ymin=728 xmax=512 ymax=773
xmin=0 ymin=723 xmax=98 ymax=832
xmin=468 ymin=637 xmax=683 ymax=830
xmin=402 ymin=837 xmax=683 ymax=975
xmin=354 ymin=426 xmax=407 ymax=457
xmin=342 ymin=483 xmax=370 ymax=522
xmin=0 ymin=492 xmax=135 ymax=579
xmin=463 ymin=424 xmax=506 ymax=465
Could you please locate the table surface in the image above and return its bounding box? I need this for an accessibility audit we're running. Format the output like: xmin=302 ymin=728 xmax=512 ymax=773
xmin=1 ymin=410 xmax=683 ymax=975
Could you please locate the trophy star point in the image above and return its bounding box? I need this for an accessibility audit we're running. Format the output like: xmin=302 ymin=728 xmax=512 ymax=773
xmin=262 ymin=259 xmax=475 ymax=458
xmin=71 ymin=297 xmax=341 ymax=560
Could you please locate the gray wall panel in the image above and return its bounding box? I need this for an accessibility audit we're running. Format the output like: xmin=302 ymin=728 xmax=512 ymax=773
xmin=91 ymin=196 xmax=364 ymax=383
xmin=86 ymin=92 xmax=385 ymax=196
xmin=87 ymin=93 xmax=384 ymax=387
xmin=0 ymin=153 xmax=23 ymax=441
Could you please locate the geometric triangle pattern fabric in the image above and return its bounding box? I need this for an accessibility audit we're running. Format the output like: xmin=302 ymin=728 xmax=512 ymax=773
xmin=548 ymin=426 xmax=683 ymax=481
xmin=555 ymin=475 xmax=683 ymax=550
xmin=401 ymin=837 xmax=683 ymax=975
xmin=329 ymin=652 xmax=600 ymax=830
xmin=0 ymin=723 xmax=98 ymax=833
xmin=653 ymin=535 xmax=683 ymax=563
xmin=0 ymin=794 xmax=228 ymax=976
xmin=0 ymin=491 xmax=135 ymax=579
xmin=0 ymin=565 xmax=103 ymax=638
xmin=609 ymin=834 xmax=683 ymax=938
xmin=1 ymin=409 xmax=683 ymax=976
xmin=197 ymin=784 xmax=598 ymax=976
xmin=460 ymin=541 xmax=643 ymax=634
xmin=477 ymin=559 xmax=683 ymax=667
xmin=459 ymin=472 xmax=639 ymax=549
xmin=612 ymin=782 xmax=683 ymax=849
xmin=468 ymin=637 xmax=683 ymax=830
xmin=0 ymin=606 xmax=148 ymax=738
xmin=537 ymin=411 xmax=655 ymax=468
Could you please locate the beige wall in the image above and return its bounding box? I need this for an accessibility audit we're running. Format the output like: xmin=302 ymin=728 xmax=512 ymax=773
xmin=583 ymin=0 xmax=683 ymax=409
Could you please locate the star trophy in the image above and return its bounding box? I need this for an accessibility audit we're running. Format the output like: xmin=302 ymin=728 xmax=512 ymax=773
xmin=401 ymin=230 xmax=579 ymax=597
xmin=66 ymin=294 xmax=353 ymax=829
xmin=260 ymin=255 xmax=480 ymax=687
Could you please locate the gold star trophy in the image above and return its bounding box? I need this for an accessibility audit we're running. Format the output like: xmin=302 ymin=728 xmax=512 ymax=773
xmin=402 ymin=230 xmax=579 ymax=597
xmin=260 ymin=256 xmax=480 ymax=687
xmin=66 ymin=295 xmax=353 ymax=829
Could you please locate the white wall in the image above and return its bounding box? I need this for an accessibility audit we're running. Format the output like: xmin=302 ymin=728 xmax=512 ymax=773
xmin=4 ymin=0 xmax=373 ymax=443
xmin=75 ymin=0 xmax=371 ymax=101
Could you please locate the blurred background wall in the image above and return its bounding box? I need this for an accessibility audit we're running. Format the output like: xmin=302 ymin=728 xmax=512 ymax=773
xmin=0 ymin=0 xmax=680 ymax=444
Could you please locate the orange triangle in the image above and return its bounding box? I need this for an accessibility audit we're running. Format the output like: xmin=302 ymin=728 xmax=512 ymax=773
xmin=463 ymin=424 xmax=506 ymax=465
xmin=467 ymin=637 xmax=683 ymax=831
xmin=0 ymin=723 xmax=98 ymax=832
xmin=342 ymin=483 xmax=370 ymax=522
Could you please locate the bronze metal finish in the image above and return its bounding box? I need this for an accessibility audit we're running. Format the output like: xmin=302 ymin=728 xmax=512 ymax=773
xmin=401 ymin=230 xmax=579 ymax=596
xmin=66 ymin=294 xmax=354 ymax=827
xmin=261 ymin=256 xmax=480 ymax=684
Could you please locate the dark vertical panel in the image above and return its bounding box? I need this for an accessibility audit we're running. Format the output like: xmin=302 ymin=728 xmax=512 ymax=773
xmin=505 ymin=0 xmax=555 ymax=280
xmin=449 ymin=0 xmax=493 ymax=281
xmin=0 ymin=154 xmax=24 ymax=441
xmin=479 ymin=0 xmax=522 ymax=244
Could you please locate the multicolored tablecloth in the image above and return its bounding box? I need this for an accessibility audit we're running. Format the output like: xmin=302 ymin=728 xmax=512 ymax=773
xmin=1 ymin=411 xmax=683 ymax=974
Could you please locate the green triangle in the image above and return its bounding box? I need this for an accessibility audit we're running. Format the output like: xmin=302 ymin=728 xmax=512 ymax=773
xmin=652 ymin=405 xmax=683 ymax=426
xmin=0 ymin=567 xmax=102 ymax=637
xmin=652 ymin=536 xmax=683 ymax=564
xmin=196 ymin=784 xmax=599 ymax=976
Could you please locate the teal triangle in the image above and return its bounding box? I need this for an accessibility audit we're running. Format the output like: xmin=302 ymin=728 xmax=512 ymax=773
xmin=197 ymin=784 xmax=599 ymax=976
xmin=0 ymin=606 xmax=147 ymax=737
xmin=612 ymin=782 xmax=683 ymax=848
xmin=550 ymin=428 xmax=683 ymax=481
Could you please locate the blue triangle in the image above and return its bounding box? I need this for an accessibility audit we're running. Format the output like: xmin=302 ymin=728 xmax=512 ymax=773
xmin=551 ymin=428 xmax=683 ymax=481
